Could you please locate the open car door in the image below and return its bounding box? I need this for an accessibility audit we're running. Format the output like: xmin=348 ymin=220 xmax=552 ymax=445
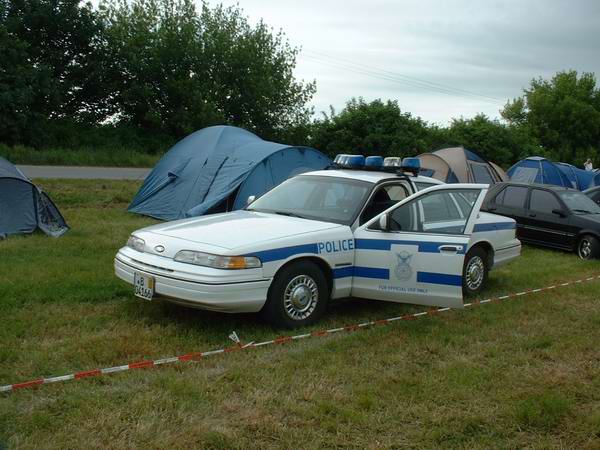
xmin=351 ymin=184 xmax=488 ymax=309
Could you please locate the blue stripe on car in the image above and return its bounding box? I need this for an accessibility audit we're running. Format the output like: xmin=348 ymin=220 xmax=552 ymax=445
xmin=416 ymin=271 xmax=462 ymax=286
xmin=473 ymin=222 xmax=516 ymax=232
xmin=334 ymin=266 xmax=461 ymax=286
xmin=355 ymin=239 xmax=467 ymax=254
xmin=248 ymin=243 xmax=319 ymax=263
xmin=352 ymin=266 xmax=390 ymax=279
xmin=332 ymin=266 xmax=354 ymax=279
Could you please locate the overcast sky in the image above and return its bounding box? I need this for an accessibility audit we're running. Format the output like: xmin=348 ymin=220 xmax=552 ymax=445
xmin=212 ymin=0 xmax=600 ymax=125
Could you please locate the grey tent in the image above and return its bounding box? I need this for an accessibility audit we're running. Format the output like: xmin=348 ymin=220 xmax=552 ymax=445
xmin=416 ymin=147 xmax=508 ymax=184
xmin=0 ymin=157 xmax=68 ymax=238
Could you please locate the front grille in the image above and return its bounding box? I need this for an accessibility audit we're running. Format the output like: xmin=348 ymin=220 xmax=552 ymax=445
xmin=129 ymin=257 xmax=174 ymax=273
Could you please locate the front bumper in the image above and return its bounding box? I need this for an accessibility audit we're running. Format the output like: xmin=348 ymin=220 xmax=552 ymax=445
xmin=114 ymin=251 xmax=271 ymax=313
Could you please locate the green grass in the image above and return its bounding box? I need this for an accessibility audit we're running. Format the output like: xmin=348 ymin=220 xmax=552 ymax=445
xmin=0 ymin=145 xmax=161 ymax=167
xmin=2 ymin=179 xmax=600 ymax=448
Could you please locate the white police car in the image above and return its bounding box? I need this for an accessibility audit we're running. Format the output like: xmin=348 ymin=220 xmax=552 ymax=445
xmin=115 ymin=156 xmax=521 ymax=327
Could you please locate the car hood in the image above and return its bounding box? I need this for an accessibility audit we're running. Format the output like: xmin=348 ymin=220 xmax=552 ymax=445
xmin=137 ymin=210 xmax=343 ymax=252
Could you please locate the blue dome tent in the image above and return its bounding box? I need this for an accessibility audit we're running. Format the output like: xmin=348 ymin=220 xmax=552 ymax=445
xmin=0 ymin=156 xmax=68 ymax=238
xmin=129 ymin=126 xmax=331 ymax=220
xmin=508 ymin=157 xmax=600 ymax=190
xmin=555 ymin=162 xmax=600 ymax=190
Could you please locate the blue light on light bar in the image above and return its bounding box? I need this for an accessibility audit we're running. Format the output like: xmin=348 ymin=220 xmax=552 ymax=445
xmin=346 ymin=155 xmax=365 ymax=167
xmin=365 ymin=156 xmax=384 ymax=167
xmin=402 ymin=157 xmax=421 ymax=172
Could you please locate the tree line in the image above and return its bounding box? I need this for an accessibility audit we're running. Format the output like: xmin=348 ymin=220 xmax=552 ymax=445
xmin=1 ymin=0 xmax=599 ymax=167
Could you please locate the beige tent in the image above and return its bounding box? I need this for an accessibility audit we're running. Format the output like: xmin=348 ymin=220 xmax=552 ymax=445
xmin=417 ymin=147 xmax=507 ymax=184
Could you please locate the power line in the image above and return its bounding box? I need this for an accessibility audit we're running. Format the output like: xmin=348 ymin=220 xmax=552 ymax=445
xmin=300 ymin=49 xmax=504 ymax=105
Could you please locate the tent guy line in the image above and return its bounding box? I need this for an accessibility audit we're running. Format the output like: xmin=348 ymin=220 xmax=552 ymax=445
xmin=2 ymin=273 xmax=599 ymax=394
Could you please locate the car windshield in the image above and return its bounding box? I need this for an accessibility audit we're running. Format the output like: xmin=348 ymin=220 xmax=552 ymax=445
xmin=559 ymin=191 xmax=600 ymax=214
xmin=247 ymin=175 xmax=372 ymax=224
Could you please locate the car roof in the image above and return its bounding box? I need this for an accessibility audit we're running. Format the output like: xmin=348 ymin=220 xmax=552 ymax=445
xmin=302 ymin=169 xmax=443 ymax=185
xmin=495 ymin=181 xmax=576 ymax=192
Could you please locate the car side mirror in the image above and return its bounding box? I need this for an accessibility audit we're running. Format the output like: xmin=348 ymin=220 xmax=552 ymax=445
xmin=552 ymin=208 xmax=567 ymax=218
xmin=247 ymin=195 xmax=256 ymax=205
xmin=378 ymin=213 xmax=389 ymax=231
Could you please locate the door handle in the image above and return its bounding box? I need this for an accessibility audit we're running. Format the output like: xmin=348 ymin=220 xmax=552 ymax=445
xmin=439 ymin=245 xmax=461 ymax=253
xmin=528 ymin=213 xmax=536 ymax=218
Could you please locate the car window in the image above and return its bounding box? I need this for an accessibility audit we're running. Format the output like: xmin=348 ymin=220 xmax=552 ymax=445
xmin=530 ymin=189 xmax=561 ymax=214
xmin=360 ymin=183 xmax=408 ymax=225
xmin=387 ymin=189 xmax=479 ymax=235
xmin=248 ymin=175 xmax=371 ymax=224
xmin=415 ymin=182 xmax=436 ymax=191
xmin=498 ymin=186 xmax=528 ymax=208
xmin=452 ymin=191 xmax=479 ymax=217
xmin=420 ymin=192 xmax=461 ymax=221
xmin=559 ymin=190 xmax=600 ymax=214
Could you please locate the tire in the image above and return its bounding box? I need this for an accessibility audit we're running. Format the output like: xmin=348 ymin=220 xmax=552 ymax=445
xmin=577 ymin=235 xmax=600 ymax=260
xmin=462 ymin=247 xmax=488 ymax=297
xmin=262 ymin=260 xmax=329 ymax=328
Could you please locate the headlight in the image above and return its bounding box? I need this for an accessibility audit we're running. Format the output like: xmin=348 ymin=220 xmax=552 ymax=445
xmin=174 ymin=250 xmax=262 ymax=269
xmin=126 ymin=235 xmax=145 ymax=252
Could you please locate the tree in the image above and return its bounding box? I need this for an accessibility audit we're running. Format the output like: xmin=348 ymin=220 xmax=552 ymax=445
xmin=99 ymin=0 xmax=315 ymax=140
xmin=442 ymin=114 xmax=539 ymax=167
xmin=502 ymin=71 xmax=600 ymax=164
xmin=310 ymin=98 xmax=435 ymax=158
xmin=0 ymin=0 xmax=106 ymax=144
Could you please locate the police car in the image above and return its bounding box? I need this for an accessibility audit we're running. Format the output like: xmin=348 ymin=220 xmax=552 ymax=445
xmin=115 ymin=155 xmax=521 ymax=327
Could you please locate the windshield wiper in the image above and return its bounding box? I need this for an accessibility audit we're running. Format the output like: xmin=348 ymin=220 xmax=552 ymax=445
xmin=272 ymin=211 xmax=305 ymax=219
xmin=572 ymin=209 xmax=598 ymax=214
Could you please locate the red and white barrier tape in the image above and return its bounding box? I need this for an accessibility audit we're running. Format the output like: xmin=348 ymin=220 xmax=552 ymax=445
xmin=2 ymin=274 xmax=599 ymax=394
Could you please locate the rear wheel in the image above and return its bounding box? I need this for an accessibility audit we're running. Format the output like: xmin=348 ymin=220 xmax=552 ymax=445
xmin=262 ymin=260 xmax=329 ymax=328
xmin=463 ymin=247 xmax=488 ymax=296
xmin=577 ymin=235 xmax=600 ymax=260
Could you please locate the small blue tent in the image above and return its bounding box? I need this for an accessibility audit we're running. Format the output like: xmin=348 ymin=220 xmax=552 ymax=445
xmin=555 ymin=162 xmax=600 ymax=190
xmin=508 ymin=157 xmax=600 ymax=190
xmin=0 ymin=157 xmax=68 ymax=238
xmin=129 ymin=126 xmax=331 ymax=220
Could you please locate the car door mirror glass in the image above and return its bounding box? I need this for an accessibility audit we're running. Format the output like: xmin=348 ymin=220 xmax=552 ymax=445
xmin=552 ymin=208 xmax=567 ymax=217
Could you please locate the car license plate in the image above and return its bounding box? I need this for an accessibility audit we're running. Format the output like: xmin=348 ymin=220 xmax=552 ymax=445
xmin=134 ymin=272 xmax=154 ymax=301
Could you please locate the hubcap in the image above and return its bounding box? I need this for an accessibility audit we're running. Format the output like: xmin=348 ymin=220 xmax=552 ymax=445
xmin=465 ymin=256 xmax=485 ymax=291
xmin=283 ymin=275 xmax=318 ymax=321
xmin=579 ymin=239 xmax=592 ymax=259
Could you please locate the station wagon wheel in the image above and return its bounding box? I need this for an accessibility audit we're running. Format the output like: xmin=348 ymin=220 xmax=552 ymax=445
xmin=262 ymin=260 xmax=329 ymax=328
xmin=462 ymin=247 xmax=488 ymax=297
xmin=577 ymin=235 xmax=599 ymax=260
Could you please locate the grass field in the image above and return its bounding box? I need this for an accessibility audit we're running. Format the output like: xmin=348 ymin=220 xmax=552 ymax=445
xmin=1 ymin=179 xmax=600 ymax=449
xmin=0 ymin=146 xmax=161 ymax=167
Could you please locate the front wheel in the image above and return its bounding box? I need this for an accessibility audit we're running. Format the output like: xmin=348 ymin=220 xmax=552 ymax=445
xmin=463 ymin=247 xmax=488 ymax=296
xmin=262 ymin=261 xmax=329 ymax=328
xmin=577 ymin=235 xmax=600 ymax=260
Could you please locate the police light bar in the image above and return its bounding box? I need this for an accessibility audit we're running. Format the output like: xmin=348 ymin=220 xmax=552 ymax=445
xmin=333 ymin=154 xmax=350 ymax=165
xmin=334 ymin=154 xmax=365 ymax=168
xmin=383 ymin=157 xmax=402 ymax=167
xmin=346 ymin=155 xmax=365 ymax=167
xmin=401 ymin=157 xmax=420 ymax=175
xmin=365 ymin=156 xmax=384 ymax=167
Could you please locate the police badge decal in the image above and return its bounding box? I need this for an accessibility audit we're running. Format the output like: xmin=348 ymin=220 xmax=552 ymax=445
xmin=394 ymin=251 xmax=413 ymax=281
